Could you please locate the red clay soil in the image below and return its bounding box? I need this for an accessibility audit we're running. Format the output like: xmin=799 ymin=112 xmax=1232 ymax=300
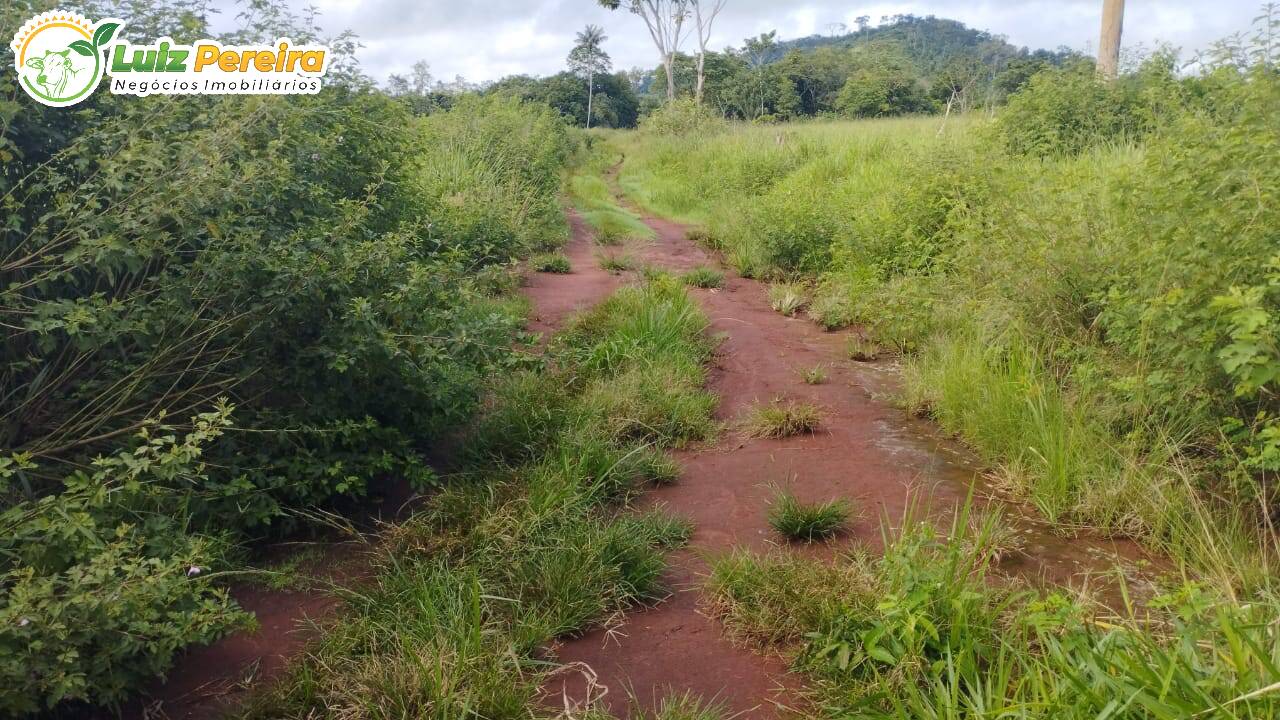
xmin=536 ymin=189 xmax=1156 ymax=718
xmin=525 ymin=212 xmax=626 ymax=337
xmin=100 ymin=542 xmax=365 ymax=720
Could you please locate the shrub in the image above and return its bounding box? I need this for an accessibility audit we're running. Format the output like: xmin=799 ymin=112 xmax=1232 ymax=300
xmin=640 ymin=97 xmax=727 ymax=137
xmin=0 ymin=1 xmax=577 ymax=710
xmin=991 ymin=55 xmax=1182 ymax=157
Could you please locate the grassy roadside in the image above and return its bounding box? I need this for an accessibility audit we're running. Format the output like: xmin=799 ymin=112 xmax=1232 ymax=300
xmin=608 ymin=105 xmax=1280 ymax=717
xmin=706 ymin=501 xmax=1280 ymax=719
xmin=608 ymin=110 xmax=1279 ymax=588
xmin=241 ymin=277 xmax=721 ymax=718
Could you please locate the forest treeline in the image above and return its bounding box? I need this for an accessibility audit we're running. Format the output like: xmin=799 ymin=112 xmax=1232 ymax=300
xmin=383 ymin=12 xmax=1166 ymax=131
xmin=439 ymin=14 xmax=1081 ymax=128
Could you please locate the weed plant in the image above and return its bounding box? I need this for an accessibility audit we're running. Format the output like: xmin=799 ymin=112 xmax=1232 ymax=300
xmin=708 ymin=498 xmax=1280 ymax=719
xmin=767 ymin=489 xmax=853 ymax=541
xmin=682 ymin=266 xmax=725 ymax=289
xmin=532 ymin=252 xmax=572 ymax=273
xmin=745 ymin=400 xmax=822 ymax=438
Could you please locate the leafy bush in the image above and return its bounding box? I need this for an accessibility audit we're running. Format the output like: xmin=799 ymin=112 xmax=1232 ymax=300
xmin=991 ymin=52 xmax=1187 ymax=157
xmin=0 ymin=1 xmax=577 ymax=711
xmin=835 ymin=45 xmax=935 ymax=118
xmin=640 ymin=97 xmax=727 ymax=136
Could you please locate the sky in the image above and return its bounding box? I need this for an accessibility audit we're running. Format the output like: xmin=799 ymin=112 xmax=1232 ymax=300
xmin=209 ymin=1 xmax=1266 ymax=86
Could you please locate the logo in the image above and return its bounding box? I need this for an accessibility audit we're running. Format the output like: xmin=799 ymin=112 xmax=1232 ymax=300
xmin=12 ymin=11 xmax=120 ymax=107
xmin=12 ymin=9 xmax=329 ymax=107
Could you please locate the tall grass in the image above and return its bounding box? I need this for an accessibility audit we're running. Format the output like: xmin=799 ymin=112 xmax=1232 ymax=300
xmin=612 ymin=96 xmax=1280 ymax=590
xmin=247 ymin=278 xmax=716 ymax=717
xmin=707 ymin=499 xmax=1280 ymax=719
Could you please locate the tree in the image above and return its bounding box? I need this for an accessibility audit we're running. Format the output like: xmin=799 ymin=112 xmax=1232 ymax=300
xmin=692 ymin=0 xmax=728 ymax=104
xmin=835 ymin=44 xmax=934 ymax=117
xmin=387 ymin=60 xmax=438 ymax=114
xmin=598 ymin=0 xmax=692 ymax=101
xmin=568 ymin=25 xmax=612 ymax=128
xmin=742 ymin=31 xmax=777 ymax=117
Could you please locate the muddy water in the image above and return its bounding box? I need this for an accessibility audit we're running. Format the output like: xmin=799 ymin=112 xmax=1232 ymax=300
xmin=536 ymin=189 xmax=1158 ymax=719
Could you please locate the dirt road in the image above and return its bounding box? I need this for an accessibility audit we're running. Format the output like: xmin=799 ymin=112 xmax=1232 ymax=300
xmin=533 ymin=186 xmax=1152 ymax=719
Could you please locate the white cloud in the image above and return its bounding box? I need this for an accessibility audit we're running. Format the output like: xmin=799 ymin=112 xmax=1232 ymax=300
xmin=207 ymin=0 xmax=1265 ymax=84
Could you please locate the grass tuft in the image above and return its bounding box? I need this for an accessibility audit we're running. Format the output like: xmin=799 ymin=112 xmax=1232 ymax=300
xmin=744 ymin=399 xmax=822 ymax=438
xmin=531 ymin=252 xmax=571 ymax=273
xmin=800 ymin=365 xmax=827 ymax=385
xmin=247 ymin=279 xmax=716 ymax=717
xmin=681 ymin=265 xmax=725 ymax=289
xmin=598 ymin=253 xmax=637 ymax=274
xmin=767 ymin=489 xmax=853 ymax=541
xmin=845 ymin=334 xmax=880 ymax=362
xmin=685 ymin=228 xmax=715 ymax=248
xmin=768 ymin=282 xmax=809 ymax=316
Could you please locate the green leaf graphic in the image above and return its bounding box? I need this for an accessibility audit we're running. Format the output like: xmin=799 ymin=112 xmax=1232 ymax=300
xmin=93 ymin=22 xmax=120 ymax=47
xmin=69 ymin=40 xmax=95 ymax=57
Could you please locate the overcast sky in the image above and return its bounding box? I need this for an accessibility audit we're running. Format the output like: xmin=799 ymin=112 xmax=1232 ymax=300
xmin=212 ymin=1 xmax=1265 ymax=85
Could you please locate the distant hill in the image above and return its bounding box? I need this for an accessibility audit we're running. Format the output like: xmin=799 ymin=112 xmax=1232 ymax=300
xmin=767 ymin=15 xmax=1076 ymax=73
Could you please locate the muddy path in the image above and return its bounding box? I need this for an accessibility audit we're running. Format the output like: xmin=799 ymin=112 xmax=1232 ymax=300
xmin=535 ymin=171 xmax=1157 ymax=719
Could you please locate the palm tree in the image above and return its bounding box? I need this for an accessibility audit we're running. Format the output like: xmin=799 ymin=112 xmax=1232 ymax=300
xmin=568 ymin=25 xmax=611 ymax=128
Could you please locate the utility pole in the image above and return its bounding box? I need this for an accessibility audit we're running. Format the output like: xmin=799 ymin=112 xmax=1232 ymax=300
xmin=1098 ymin=0 xmax=1125 ymax=80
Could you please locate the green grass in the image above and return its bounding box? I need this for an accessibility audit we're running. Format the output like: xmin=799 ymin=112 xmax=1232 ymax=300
xmin=570 ymin=145 xmax=655 ymax=244
xmin=744 ymin=400 xmax=822 ymax=438
xmin=800 ymin=365 xmax=828 ymax=385
xmin=610 ymin=113 xmax=1280 ymax=593
xmin=247 ymin=279 xmax=715 ymax=717
xmin=598 ymin=252 xmax=637 ymax=274
xmin=681 ymin=265 xmax=725 ymax=289
xmin=707 ymin=498 xmax=1280 ymax=719
xmin=531 ymin=251 xmax=571 ymax=273
xmin=845 ymin=334 xmax=880 ymax=362
xmin=769 ymin=282 xmax=809 ymax=316
xmin=767 ymin=489 xmax=853 ymax=541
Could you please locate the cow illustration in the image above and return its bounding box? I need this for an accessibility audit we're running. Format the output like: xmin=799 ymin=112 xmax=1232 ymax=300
xmin=25 ymin=48 xmax=83 ymax=98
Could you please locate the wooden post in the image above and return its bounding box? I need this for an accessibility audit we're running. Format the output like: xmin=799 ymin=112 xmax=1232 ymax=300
xmin=1098 ymin=0 xmax=1125 ymax=80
